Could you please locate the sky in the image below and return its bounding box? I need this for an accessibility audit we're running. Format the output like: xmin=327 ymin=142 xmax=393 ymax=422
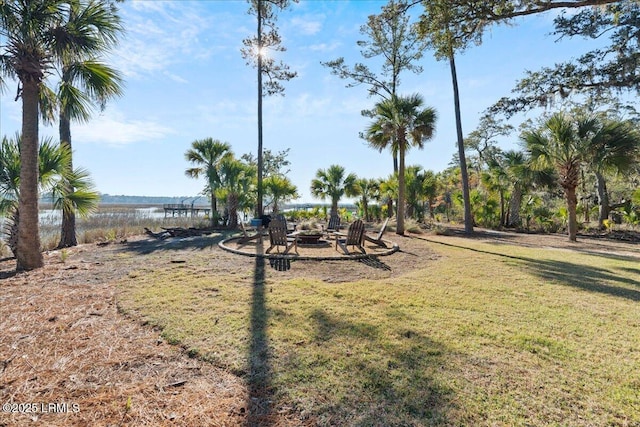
xmin=0 ymin=0 xmax=598 ymax=203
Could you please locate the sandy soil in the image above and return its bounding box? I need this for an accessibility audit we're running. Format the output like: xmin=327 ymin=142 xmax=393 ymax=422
xmin=1 ymin=228 xmax=638 ymax=426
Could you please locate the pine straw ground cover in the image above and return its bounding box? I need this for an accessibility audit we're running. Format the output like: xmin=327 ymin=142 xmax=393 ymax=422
xmin=0 ymin=239 xmax=248 ymax=427
xmin=1 ymin=229 xmax=640 ymax=426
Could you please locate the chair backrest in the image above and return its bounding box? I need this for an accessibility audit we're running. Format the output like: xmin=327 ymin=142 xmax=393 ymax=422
xmin=376 ymin=217 xmax=390 ymax=240
xmin=327 ymin=214 xmax=340 ymax=230
xmin=274 ymin=213 xmax=289 ymax=230
xmin=269 ymin=219 xmax=289 ymax=246
xmin=345 ymin=219 xmax=365 ymax=245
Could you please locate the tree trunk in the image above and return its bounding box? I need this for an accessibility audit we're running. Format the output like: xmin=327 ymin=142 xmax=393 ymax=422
xmin=227 ymin=193 xmax=239 ymax=229
xmin=17 ymin=79 xmax=44 ymax=270
xmin=595 ymin=171 xmax=609 ymax=228
xmin=449 ymin=53 xmax=473 ymax=234
xmin=331 ymin=199 xmax=339 ymax=216
xmin=507 ymin=186 xmax=522 ymax=228
xmin=499 ymin=190 xmax=505 ymax=227
xmin=566 ymin=185 xmax=578 ymax=242
xmin=5 ymin=208 xmax=19 ymax=258
xmin=428 ymin=197 xmax=435 ymax=219
xmin=210 ymin=187 xmax=217 ymax=227
xmin=397 ymin=138 xmax=406 ymax=235
xmin=392 ymin=144 xmax=398 ymax=175
xmin=256 ymin=0 xmax=264 ymax=218
xmin=58 ymin=114 xmax=78 ymax=248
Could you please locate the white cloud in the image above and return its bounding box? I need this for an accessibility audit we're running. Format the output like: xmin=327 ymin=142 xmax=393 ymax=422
xmin=163 ymin=71 xmax=188 ymax=84
xmin=307 ymin=41 xmax=342 ymax=52
xmin=73 ymin=110 xmax=173 ymax=146
xmin=110 ymin=1 xmax=226 ymax=81
xmin=291 ymin=17 xmax=323 ymax=35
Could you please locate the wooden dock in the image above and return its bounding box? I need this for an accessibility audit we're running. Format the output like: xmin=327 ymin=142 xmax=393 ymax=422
xmin=163 ymin=204 xmax=210 ymax=218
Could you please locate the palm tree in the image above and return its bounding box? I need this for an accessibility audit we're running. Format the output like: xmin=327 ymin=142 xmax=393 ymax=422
xmin=377 ymin=174 xmax=398 ymax=219
xmin=582 ymin=117 xmax=640 ymax=227
xmin=216 ymin=157 xmax=256 ymax=229
xmin=481 ymin=157 xmax=510 ymax=227
xmin=405 ymin=165 xmax=426 ymax=220
xmin=184 ymin=138 xmax=232 ymax=226
xmin=365 ymin=94 xmax=437 ymax=235
xmin=523 ymin=113 xmax=587 ymax=241
xmin=353 ymin=177 xmax=379 ymax=222
xmin=43 ymin=0 xmax=123 ymax=248
xmin=0 ymin=0 xmax=120 ymax=270
xmin=310 ymin=165 xmax=357 ymax=216
xmin=264 ymin=174 xmax=298 ymax=213
xmin=422 ymin=170 xmax=439 ymax=220
xmin=0 ymin=134 xmax=97 ymax=258
xmin=57 ymin=34 xmax=122 ymax=248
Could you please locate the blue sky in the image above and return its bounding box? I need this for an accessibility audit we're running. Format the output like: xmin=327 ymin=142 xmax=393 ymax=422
xmin=0 ymin=0 xmax=594 ymax=202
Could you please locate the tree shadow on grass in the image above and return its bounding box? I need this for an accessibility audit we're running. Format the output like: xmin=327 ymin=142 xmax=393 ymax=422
xmin=524 ymin=258 xmax=640 ymax=300
xmin=117 ymin=232 xmax=232 ymax=255
xmin=424 ymin=237 xmax=640 ymax=301
xmin=246 ymin=244 xmax=274 ymax=426
xmin=303 ymin=309 xmax=453 ymax=425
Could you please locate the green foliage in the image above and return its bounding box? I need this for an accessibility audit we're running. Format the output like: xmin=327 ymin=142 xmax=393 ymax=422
xmin=184 ymin=138 xmax=232 ymax=225
xmin=310 ymin=165 xmax=357 ymax=215
xmin=491 ymin=3 xmax=640 ymax=117
xmin=241 ymin=0 xmax=297 ymax=96
xmin=0 ymin=134 xmax=98 ymax=254
xmin=470 ymin=188 xmax=500 ymax=228
xmin=365 ymin=94 xmax=437 ymax=234
xmin=263 ymin=174 xmax=298 ymax=213
xmin=322 ymin=0 xmax=426 ymax=105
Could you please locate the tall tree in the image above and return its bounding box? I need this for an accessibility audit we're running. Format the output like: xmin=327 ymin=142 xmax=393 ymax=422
xmin=365 ymin=94 xmax=437 ymax=235
xmin=47 ymin=0 xmax=123 ymax=248
xmin=464 ymin=114 xmax=513 ymax=175
xmin=0 ymin=0 xmax=120 ymax=270
xmin=241 ymin=0 xmax=297 ymax=218
xmin=184 ymin=139 xmax=232 ymax=226
xmin=418 ymin=1 xmax=475 ymax=234
xmin=310 ymin=165 xmax=358 ymax=216
xmin=323 ymin=0 xmax=426 ymax=172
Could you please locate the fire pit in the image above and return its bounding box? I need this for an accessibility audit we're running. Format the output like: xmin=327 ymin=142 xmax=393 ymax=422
xmin=296 ymin=232 xmax=324 ymax=245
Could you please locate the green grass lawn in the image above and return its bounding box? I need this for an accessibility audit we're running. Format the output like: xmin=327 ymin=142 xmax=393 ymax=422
xmin=116 ymin=234 xmax=640 ymax=426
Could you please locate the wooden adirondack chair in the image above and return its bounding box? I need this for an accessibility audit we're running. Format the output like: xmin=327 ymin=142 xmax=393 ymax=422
xmin=266 ymin=219 xmax=298 ymax=255
xmin=326 ymin=213 xmax=340 ymax=232
xmin=274 ymin=213 xmax=296 ymax=233
xmin=322 ymin=213 xmax=341 ymax=239
xmin=364 ymin=217 xmax=390 ymax=248
xmin=335 ymin=219 xmax=366 ymax=255
xmin=238 ymin=221 xmax=262 ymax=244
